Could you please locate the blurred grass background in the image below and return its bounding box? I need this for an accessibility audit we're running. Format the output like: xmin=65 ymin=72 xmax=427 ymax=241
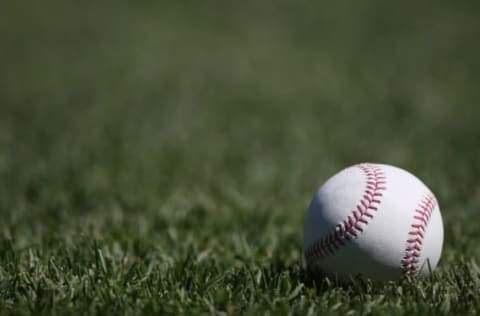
xmin=1 ymin=1 xmax=480 ymax=314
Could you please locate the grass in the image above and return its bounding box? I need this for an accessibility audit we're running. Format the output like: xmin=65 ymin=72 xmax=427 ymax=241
xmin=1 ymin=1 xmax=480 ymax=314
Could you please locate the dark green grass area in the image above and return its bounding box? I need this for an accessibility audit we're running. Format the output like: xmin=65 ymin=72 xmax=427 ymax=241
xmin=1 ymin=1 xmax=480 ymax=314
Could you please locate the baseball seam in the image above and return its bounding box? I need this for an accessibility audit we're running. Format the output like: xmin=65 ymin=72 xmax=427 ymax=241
xmin=305 ymin=163 xmax=387 ymax=262
xmin=401 ymin=194 xmax=437 ymax=277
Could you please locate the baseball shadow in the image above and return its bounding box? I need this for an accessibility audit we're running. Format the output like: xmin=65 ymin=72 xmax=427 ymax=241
xmin=267 ymin=261 xmax=395 ymax=293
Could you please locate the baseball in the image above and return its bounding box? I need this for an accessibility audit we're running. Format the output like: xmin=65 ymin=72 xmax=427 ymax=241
xmin=304 ymin=163 xmax=444 ymax=281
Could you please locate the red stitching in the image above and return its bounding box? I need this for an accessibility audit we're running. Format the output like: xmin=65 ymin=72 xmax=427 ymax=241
xmin=401 ymin=194 xmax=437 ymax=277
xmin=305 ymin=164 xmax=386 ymax=262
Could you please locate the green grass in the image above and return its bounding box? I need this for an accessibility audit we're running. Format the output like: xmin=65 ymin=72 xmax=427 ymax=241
xmin=1 ymin=1 xmax=480 ymax=314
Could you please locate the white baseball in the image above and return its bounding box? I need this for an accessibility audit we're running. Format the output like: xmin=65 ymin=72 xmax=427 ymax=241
xmin=304 ymin=163 xmax=444 ymax=281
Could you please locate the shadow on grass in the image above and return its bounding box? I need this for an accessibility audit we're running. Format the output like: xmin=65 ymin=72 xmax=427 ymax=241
xmin=262 ymin=259 xmax=402 ymax=295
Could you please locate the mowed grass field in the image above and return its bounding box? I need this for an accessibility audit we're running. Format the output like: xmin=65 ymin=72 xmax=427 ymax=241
xmin=1 ymin=1 xmax=480 ymax=315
